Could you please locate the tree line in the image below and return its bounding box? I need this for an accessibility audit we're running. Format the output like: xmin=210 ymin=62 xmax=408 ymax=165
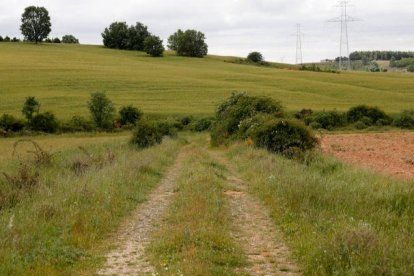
xmin=6 ymin=6 xmax=209 ymax=58
xmin=349 ymin=51 xmax=414 ymax=61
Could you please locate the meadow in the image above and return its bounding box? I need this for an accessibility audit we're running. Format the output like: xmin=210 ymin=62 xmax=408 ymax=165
xmin=1 ymin=43 xmax=413 ymax=120
xmin=1 ymin=42 xmax=414 ymax=275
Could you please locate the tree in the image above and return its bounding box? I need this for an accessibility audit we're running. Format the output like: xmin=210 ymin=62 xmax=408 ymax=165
xmin=0 ymin=36 xmax=3 ymax=42
xmin=144 ymin=35 xmax=165 ymax=57
xmin=247 ymin=52 xmax=264 ymax=63
xmin=102 ymin=22 xmax=151 ymax=51
xmin=22 ymin=96 xmax=40 ymax=121
xmin=119 ymin=105 xmax=142 ymax=125
xmin=20 ymin=6 xmax=51 ymax=43
xmin=62 ymin=35 xmax=79 ymax=44
xmin=52 ymin=37 xmax=61 ymax=43
xmin=4 ymin=36 xmax=10 ymax=42
xmin=102 ymin=22 xmax=129 ymax=49
xmin=88 ymin=92 xmax=115 ymax=130
xmin=168 ymin=29 xmax=208 ymax=57
xmin=127 ymin=22 xmax=150 ymax=51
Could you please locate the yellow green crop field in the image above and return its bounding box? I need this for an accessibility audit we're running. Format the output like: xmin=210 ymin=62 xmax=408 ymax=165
xmin=0 ymin=42 xmax=413 ymax=119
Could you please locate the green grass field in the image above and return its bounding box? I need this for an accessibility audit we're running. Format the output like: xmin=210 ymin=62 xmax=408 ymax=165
xmin=1 ymin=43 xmax=413 ymax=119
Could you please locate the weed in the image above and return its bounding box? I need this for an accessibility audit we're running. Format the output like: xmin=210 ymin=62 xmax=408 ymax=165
xmin=12 ymin=139 xmax=53 ymax=166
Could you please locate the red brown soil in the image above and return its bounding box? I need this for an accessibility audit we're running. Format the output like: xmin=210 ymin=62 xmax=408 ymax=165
xmin=321 ymin=132 xmax=414 ymax=181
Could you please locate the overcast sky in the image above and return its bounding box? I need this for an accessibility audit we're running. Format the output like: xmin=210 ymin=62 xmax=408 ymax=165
xmin=1 ymin=0 xmax=413 ymax=63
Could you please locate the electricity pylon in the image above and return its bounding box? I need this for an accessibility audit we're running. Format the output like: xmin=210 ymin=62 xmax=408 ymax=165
xmin=296 ymin=24 xmax=303 ymax=65
xmin=328 ymin=1 xmax=360 ymax=70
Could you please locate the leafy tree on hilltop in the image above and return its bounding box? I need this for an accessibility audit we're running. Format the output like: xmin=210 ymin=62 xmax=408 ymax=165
xmin=102 ymin=22 xmax=129 ymax=49
xmin=144 ymin=35 xmax=165 ymax=57
xmin=168 ymin=29 xmax=208 ymax=58
xmin=127 ymin=23 xmax=150 ymax=51
xmin=102 ymin=22 xmax=151 ymax=51
xmin=62 ymin=35 xmax=79 ymax=44
xmin=20 ymin=6 xmax=51 ymax=43
xmin=247 ymin=52 xmax=264 ymax=63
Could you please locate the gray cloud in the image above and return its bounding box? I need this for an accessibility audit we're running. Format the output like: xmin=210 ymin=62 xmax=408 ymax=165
xmin=0 ymin=0 xmax=413 ymax=63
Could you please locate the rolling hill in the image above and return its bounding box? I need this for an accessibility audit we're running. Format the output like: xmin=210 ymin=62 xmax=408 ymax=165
xmin=0 ymin=42 xmax=413 ymax=119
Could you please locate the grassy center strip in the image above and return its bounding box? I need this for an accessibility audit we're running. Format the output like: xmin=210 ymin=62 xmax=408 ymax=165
xmin=148 ymin=144 xmax=246 ymax=275
xmin=0 ymin=137 xmax=183 ymax=275
xmin=227 ymin=143 xmax=414 ymax=275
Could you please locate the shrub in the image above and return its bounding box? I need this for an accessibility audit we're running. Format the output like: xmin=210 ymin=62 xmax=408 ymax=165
xmin=156 ymin=121 xmax=177 ymax=138
xmin=61 ymin=116 xmax=94 ymax=132
xmin=347 ymin=105 xmax=389 ymax=125
xmin=181 ymin=116 xmax=193 ymax=126
xmin=247 ymin=117 xmax=318 ymax=154
xmin=211 ymin=93 xmax=283 ymax=145
xmin=131 ymin=120 xmax=163 ymax=149
xmin=29 ymin=112 xmax=59 ymax=133
xmin=407 ymin=65 xmax=414 ymax=72
xmin=52 ymin=37 xmax=61 ymax=43
xmin=354 ymin=121 xmax=368 ymax=130
xmin=62 ymin=35 xmax=79 ymax=44
xmin=393 ymin=109 xmax=414 ymax=129
xmin=22 ymin=96 xmax=40 ymax=121
xmin=119 ymin=105 xmax=142 ymax=126
xmin=193 ymin=118 xmax=213 ymax=132
xmin=0 ymin=114 xmax=25 ymax=132
xmin=144 ymin=35 xmax=165 ymax=57
xmin=295 ymin=108 xmax=314 ymax=120
xmin=11 ymin=37 xmax=20 ymax=42
xmin=247 ymin=52 xmax=264 ymax=63
xmin=305 ymin=111 xmax=347 ymax=130
xmin=88 ymin=92 xmax=115 ymax=130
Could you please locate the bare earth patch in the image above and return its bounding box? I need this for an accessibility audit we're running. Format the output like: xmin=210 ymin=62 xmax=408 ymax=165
xmin=211 ymin=150 xmax=301 ymax=275
xmin=321 ymin=132 xmax=414 ymax=180
xmin=97 ymin=148 xmax=188 ymax=275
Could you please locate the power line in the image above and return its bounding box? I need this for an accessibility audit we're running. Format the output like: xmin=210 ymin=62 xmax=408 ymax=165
xmin=296 ymin=24 xmax=303 ymax=65
xmin=328 ymin=1 xmax=361 ymax=70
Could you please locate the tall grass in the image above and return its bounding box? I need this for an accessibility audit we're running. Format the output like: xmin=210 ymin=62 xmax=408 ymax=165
xmin=149 ymin=143 xmax=246 ymax=275
xmin=227 ymin=144 xmax=414 ymax=275
xmin=0 ymin=137 xmax=183 ymax=274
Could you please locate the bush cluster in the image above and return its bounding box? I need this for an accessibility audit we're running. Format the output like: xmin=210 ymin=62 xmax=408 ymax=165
xmin=211 ymin=92 xmax=284 ymax=145
xmin=299 ymin=105 xmax=410 ymax=130
xmin=304 ymin=111 xmax=347 ymax=130
xmin=211 ymin=93 xmax=317 ymax=156
xmin=392 ymin=109 xmax=414 ymax=129
xmin=130 ymin=119 xmax=178 ymax=149
xmin=0 ymin=94 xmax=147 ymax=136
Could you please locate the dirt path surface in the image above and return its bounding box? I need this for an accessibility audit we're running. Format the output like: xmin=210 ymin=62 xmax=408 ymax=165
xmin=97 ymin=147 xmax=188 ymax=275
xmin=210 ymin=150 xmax=301 ymax=275
xmin=321 ymin=132 xmax=414 ymax=180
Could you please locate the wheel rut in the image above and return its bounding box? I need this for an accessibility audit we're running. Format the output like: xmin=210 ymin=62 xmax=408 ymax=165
xmin=97 ymin=147 xmax=189 ymax=275
xmin=210 ymin=150 xmax=301 ymax=276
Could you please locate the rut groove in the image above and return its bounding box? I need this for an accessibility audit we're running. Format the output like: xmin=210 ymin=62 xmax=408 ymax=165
xmin=97 ymin=147 xmax=188 ymax=275
xmin=210 ymin=150 xmax=301 ymax=276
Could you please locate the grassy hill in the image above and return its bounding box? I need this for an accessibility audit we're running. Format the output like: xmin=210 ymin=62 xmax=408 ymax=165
xmin=0 ymin=43 xmax=413 ymax=119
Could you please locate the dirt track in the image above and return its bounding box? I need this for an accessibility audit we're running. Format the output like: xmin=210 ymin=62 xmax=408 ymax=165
xmin=321 ymin=132 xmax=414 ymax=180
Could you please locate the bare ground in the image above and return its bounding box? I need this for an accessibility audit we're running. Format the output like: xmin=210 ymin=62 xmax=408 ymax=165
xmin=210 ymin=150 xmax=301 ymax=276
xmin=321 ymin=132 xmax=414 ymax=180
xmin=97 ymin=147 xmax=188 ymax=275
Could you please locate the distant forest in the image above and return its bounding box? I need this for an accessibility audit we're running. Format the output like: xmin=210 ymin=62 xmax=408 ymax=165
xmin=350 ymin=51 xmax=414 ymax=61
